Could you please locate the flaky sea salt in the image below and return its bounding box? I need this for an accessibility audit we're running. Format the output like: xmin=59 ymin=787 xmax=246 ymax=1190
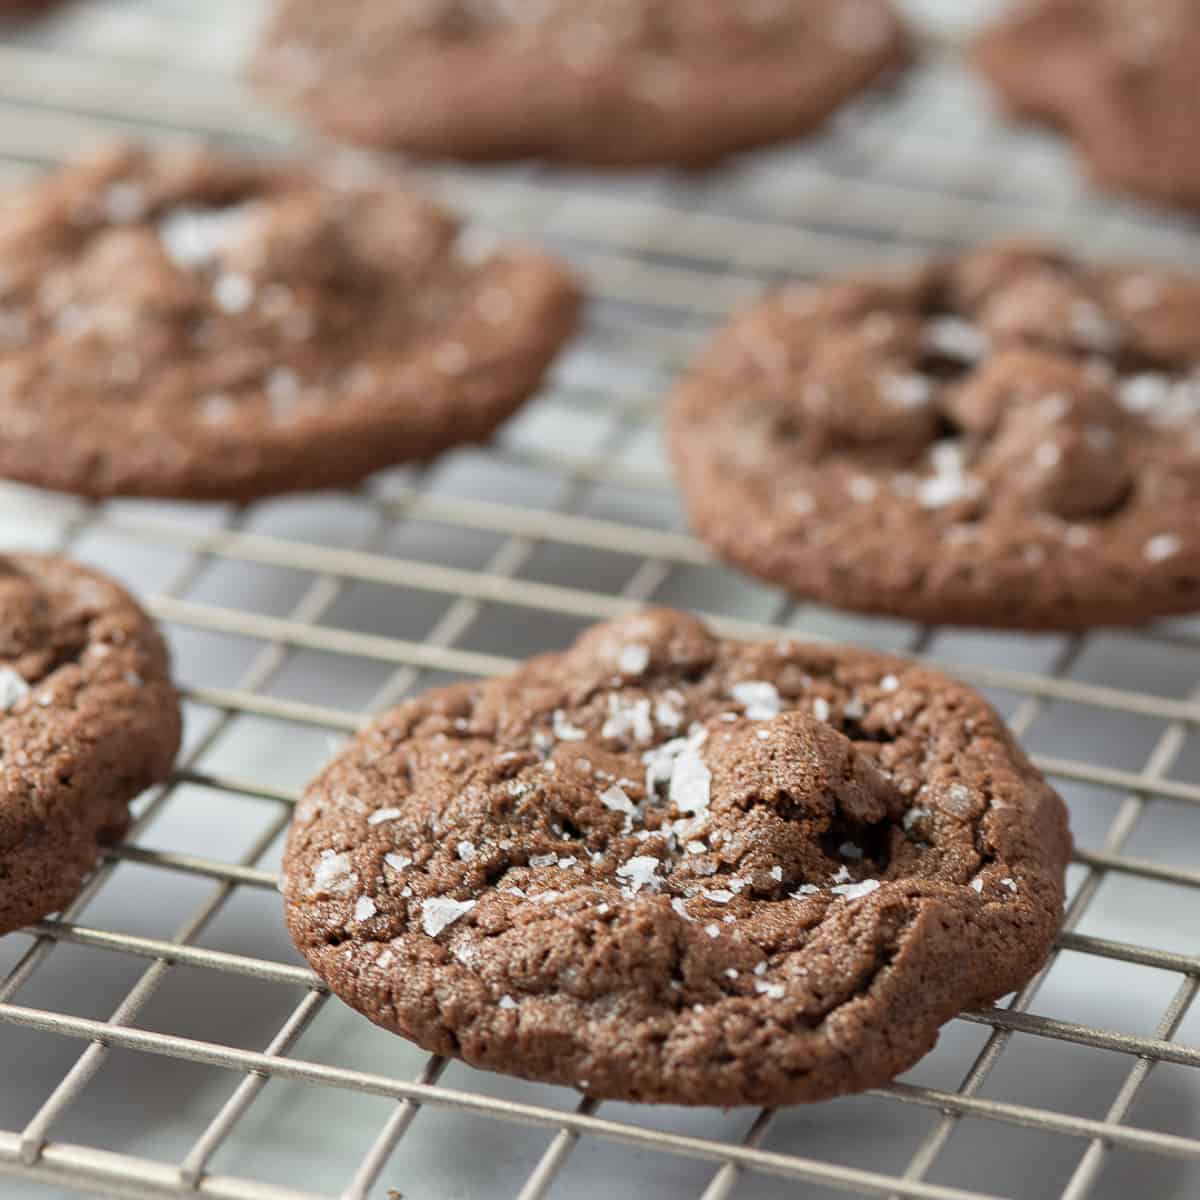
xmin=618 ymin=644 xmax=651 ymax=675
xmin=917 ymin=438 xmax=984 ymax=509
xmin=880 ymin=371 xmax=932 ymax=410
xmin=616 ymin=855 xmax=661 ymax=894
xmin=848 ymin=475 xmax=878 ymax=503
xmin=831 ymin=879 xmax=880 ymax=900
xmin=367 ymin=807 xmax=402 ymax=826
xmin=1145 ymin=533 xmax=1182 ymax=562
xmin=654 ymin=691 xmax=685 ymax=731
xmin=309 ymin=850 xmax=356 ymax=896
xmin=731 ymin=680 xmax=782 ymax=721
xmin=669 ymin=746 xmax=712 ymax=815
xmin=602 ymin=694 xmax=654 ymax=744
xmin=0 ymin=667 xmax=30 ymax=712
xmin=421 ymin=897 xmax=475 ymax=937
xmin=213 ymin=272 xmax=254 ymax=314
xmin=600 ymin=784 xmax=636 ymax=822
xmin=924 ymin=316 xmax=989 ymax=362
xmin=158 ymin=204 xmax=250 ymax=268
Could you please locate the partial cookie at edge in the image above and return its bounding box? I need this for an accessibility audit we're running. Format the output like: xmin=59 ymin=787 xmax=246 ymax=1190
xmin=0 ymin=554 xmax=181 ymax=935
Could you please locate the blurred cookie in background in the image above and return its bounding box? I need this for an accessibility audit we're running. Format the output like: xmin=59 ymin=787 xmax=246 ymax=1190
xmin=670 ymin=239 xmax=1200 ymax=629
xmin=251 ymin=0 xmax=909 ymax=166
xmin=974 ymin=0 xmax=1200 ymax=210
xmin=0 ymin=142 xmax=579 ymax=501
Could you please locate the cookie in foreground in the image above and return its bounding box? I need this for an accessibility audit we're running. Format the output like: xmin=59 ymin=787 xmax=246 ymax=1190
xmin=670 ymin=239 xmax=1200 ymax=630
xmin=283 ymin=609 xmax=1070 ymax=1106
xmin=0 ymin=554 xmax=181 ymax=936
xmin=974 ymin=0 xmax=1200 ymax=211
xmin=251 ymin=0 xmax=908 ymax=167
xmin=0 ymin=142 xmax=578 ymax=501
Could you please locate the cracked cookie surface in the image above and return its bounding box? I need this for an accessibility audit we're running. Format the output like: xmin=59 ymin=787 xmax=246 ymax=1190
xmin=0 ymin=142 xmax=578 ymax=501
xmin=252 ymin=0 xmax=908 ymax=166
xmin=974 ymin=0 xmax=1200 ymax=210
xmin=283 ymin=609 xmax=1069 ymax=1105
xmin=670 ymin=240 xmax=1200 ymax=629
xmin=0 ymin=554 xmax=180 ymax=935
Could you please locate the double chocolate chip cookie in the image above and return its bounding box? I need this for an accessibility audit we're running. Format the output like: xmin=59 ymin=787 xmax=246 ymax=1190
xmin=0 ymin=554 xmax=180 ymax=936
xmin=974 ymin=0 xmax=1200 ymax=210
xmin=670 ymin=240 xmax=1200 ymax=629
xmin=0 ymin=143 xmax=578 ymax=501
xmin=252 ymin=0 xmax=909 ymax=166
xmin=283 ymin=609 xmax=1070 ymax=1106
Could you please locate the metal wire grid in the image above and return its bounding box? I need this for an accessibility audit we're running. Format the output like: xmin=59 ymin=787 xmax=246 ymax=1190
xmin=0 ymin=3 xmax=1198 ymax=1198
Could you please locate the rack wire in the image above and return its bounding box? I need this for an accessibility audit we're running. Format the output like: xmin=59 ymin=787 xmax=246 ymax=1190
xmin=0 ymin=2 xmax=1198 ymax=1198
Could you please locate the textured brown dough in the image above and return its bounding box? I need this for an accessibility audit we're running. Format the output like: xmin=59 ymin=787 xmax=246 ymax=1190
xmin=251 ymin=0 xmax=909 ymax=166
xmin=0 ymin=554 xmax=181 ymax=936
xmin=283 ymin=609 xmax=1070 ymax=1106
xmin=0 ymin=142 xmax=578 ymax=501
xmin=974 ymin=0 xmax=1200 ymax=210
xmin=669 ymin=239 xmax=1200 ymax=630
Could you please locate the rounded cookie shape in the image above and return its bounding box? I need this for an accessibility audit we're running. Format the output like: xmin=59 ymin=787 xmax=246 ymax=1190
xmin=251 ymin=0 xmax=909 ymax=167
xmin=670 ymin=240 xmax=1200 ymax=629
xmin=283 ymin=609 xmax=1070 ymax=1106
xmin=0 ymin=554 xmax=181 ymax=936
xmin=974 ymin=0 xmax=1200 ymax=210
xmin=0 ymin=143 xmax=578 ymax=501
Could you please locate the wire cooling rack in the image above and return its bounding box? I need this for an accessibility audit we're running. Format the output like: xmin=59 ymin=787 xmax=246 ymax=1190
xmin=1 ymin=2 xmax=1199 ymax=1198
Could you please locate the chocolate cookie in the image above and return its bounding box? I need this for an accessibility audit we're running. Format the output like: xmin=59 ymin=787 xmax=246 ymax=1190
xmin=283 ymin=609 xmax=1069 ymax=1106
xmin=670 ymin=240 xmax=1200 ymax=630
xmin=0 ymin=143 xmax=578 ymax=501
xmin=974 ymin=0 xmax=1200 ymax=210
xmin=0 ymin=554 xmax=181 ymax=936
xmin=251 ymin=0 xmax=909 ymax=167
